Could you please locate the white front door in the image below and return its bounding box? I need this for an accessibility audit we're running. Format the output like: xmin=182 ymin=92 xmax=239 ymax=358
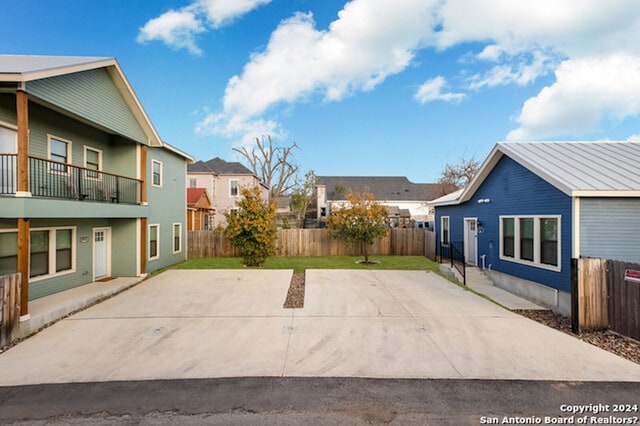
xmin=93 ymin=228 xmax=109 ymax=279
xmin=465 ymin=218 xmax=478 ymax=266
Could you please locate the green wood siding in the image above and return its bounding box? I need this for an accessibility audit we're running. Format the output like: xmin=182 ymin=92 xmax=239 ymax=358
xmin=111 ymin=219 xmax=138 ymax=277
xmin=26 ymin=68 xmax=148 ymax=145
xmin=146 ymin=147 xmax=188 ymax=271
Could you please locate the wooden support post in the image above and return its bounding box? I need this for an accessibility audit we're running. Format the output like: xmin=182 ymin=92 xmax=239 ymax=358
xmin=16 ymin=90 xmax=29 ymax=195
xmin=17 ymin=218 xmax=29 ymax=316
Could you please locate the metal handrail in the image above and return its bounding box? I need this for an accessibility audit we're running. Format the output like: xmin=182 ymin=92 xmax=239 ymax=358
xmin=0 ymin=154 xmax=142 ymax=205
xmin=439 ymin=240 xmax=466 ymax=286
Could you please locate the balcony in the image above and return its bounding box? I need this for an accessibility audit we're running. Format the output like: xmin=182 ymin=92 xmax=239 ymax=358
xmin=0 ymin=154 xmax=142 ymax=205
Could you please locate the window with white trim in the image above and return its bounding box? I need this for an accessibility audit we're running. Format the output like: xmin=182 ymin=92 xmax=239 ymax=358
xmin=84 ymin=146 xmax=102 ymax=180
xmin=151 ymin=160 xmax=162 ymax=187
xmin=149 ymin=224 xmax=160 ymax=260
xmin=500 ymin=215 xmax=560 ymax=270
xmin=173 ymin=223 xmax=182 ymax=254
xmin=29 ymin=227 xmax=75 ymax=279
xmin=440 ymin=216 xmax=450 ymax=245
xmin=48 ymin=135 xmax=72 ymax=173
xmin=229 ymin=179 xmax=238 ymax=196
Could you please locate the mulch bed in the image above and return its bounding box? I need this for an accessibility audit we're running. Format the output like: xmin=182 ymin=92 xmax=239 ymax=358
xmin=514 ymin=309 xmax=640 ymax=365
xmin=282 ymin=275 xmax=640 ymax=365
xmin=283 ymin=273 xmax=305 ymax=309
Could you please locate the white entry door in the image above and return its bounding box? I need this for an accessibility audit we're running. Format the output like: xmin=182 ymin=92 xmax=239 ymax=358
xmin=93 ymin=228 xmax=109 ymax=279
xmin=465 ymin=218 xmax=478 ymax=266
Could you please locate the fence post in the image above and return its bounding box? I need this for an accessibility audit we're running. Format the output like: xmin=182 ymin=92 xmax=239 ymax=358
xmin=571 ymin=258 xmax=579 ymax=334
xmin=1 ymin=273 xmax=21 ymax=347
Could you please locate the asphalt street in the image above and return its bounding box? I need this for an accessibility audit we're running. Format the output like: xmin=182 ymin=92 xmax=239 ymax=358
xmin=1 ymin=378 xmax=639 ymax=425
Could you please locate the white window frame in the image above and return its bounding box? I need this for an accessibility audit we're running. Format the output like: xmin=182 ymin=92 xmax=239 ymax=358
xmin=172 ymin=222 xmax=182 ymax=254
xmin=148 ymin=224 xmax=160 ymax=260
xmin=0 ymin=123 xmax=17 ymax=194
xmin=229 ymin=179 xmax=239 ymax=197
xmin=29 ymin=226 xmax=77 ymax=282
xmin=440 ymin=216 xmax=450 ymax=245
xmin=47 ymin=134 xmax=72 ymax=175
xmin=151 ymin=160 xmax=162 ymax=188
xmin=189 ymin=178 xmax=197 ymax=188
xmin=499 ymin=215 xmax=561 ymax=271
xmin=83 ymin=146 xmax=103 ymax=181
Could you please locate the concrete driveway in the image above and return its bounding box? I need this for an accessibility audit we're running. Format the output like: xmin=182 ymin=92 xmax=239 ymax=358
xmin=0 ymin=269 xmax=639 ymax=385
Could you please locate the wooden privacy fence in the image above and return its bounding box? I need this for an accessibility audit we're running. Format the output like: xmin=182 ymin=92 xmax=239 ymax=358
xmin=188 ymin=228 xmax=431 ymax=258
xmin=607 ymin=259 xmax=640 ymax=341
xmin=1 ymin=273 xmax=21 ymax=347
xmin=574 ymin=257 xmax=640 ymax=341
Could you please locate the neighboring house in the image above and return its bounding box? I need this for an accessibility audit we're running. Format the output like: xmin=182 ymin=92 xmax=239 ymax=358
xmin=187 ymin=188 xmax=214 ymax=230
xmin=314 ymin=176 xmax=439 ymax=226
xmin=187 ymin=157 xmax=269 ymax=228
xmin=429 ymin=141 xmax=640 ymax=316
xmin=0 ymin=54 xmax=193 ymax=317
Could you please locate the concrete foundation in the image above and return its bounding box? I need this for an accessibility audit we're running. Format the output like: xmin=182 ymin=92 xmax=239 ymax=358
xmin=486 ymin=269 xmax=571 ymax=316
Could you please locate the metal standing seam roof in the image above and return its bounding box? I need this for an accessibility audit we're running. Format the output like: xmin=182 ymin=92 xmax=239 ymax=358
xmin=498 ymin=141 xmax=640 ymax=193
xmin=0 ymin=55 xmax=111 ymax=78
xmin=429 ymin=141 xmax=640 ymax=206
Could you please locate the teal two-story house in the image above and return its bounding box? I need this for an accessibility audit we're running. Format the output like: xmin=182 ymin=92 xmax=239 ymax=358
xmin=0 ymin=55 xmax=193 ymax=317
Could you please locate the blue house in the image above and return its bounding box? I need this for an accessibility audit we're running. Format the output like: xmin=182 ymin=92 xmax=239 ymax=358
xmin=430 ymin=141 xmax=640 ymax=315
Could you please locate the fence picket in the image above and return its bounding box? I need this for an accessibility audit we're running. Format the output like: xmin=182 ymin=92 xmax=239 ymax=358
xmin=188 ymin=228 xmax=434 ymax=258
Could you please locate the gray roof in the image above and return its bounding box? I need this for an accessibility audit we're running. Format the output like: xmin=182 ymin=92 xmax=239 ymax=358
xmin=498 ymin=141 xmax=640 ymax=193
xmin=188 ymin=157 xmax=254 ymax=175
xmin=431 ymin=141 xmax=640 ymax=206
xmin=0 ymin=55 xmax=112 ymax=80
xmin=316 ymin=176 xmax=440 ymax=201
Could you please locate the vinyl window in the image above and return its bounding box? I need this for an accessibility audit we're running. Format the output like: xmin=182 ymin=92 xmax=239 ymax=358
xmin=173 ymin=223 xmax=182 ymax=254
xmin=152 ymin=160 xmax=162 ymax=187
xmin=0 ymin=231 xmax=18 ymax=275
xmin=84 ymin=146 xmax=102 ymax=180
xmin=500 ymin=215 xmax=560 ymax=270
xmin=229 ymin=179 xmax=238 ymax=197
xmin=29 ymin=227 xmax=76 ymax=280
xmin=149 ymin=224 xmax=160 ymax=260
xmin=48 ymin=135 xmax=72 ymax=173
xmin=440 ymin=216 xmax=450 ymax=245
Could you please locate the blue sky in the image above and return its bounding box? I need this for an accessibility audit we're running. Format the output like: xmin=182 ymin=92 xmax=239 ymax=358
xmin=3 ymin=1 xmax=640 ymax=183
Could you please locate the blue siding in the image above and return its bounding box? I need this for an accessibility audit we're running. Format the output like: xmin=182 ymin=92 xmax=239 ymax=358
xmin=435 ymin=155 xmax=573 ymax=292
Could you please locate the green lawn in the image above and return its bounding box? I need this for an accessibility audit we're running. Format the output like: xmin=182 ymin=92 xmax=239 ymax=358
xmin=170 ymin=256 xmax=440 ymax=274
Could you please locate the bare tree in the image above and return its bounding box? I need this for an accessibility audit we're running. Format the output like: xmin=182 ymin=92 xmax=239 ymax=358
xmin=233 ymin=135 xmax=299 ymax=200
xmin=436 ymin=154 xmax=481 ymax=196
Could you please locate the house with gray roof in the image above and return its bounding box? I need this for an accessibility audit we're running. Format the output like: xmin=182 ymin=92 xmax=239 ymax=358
xmin=314 ymin=176 xmax=440 ymax=227
xmin=187 ymin=157 xmax=268 ymax=228
xmin=0 ymin=54 xmax=193 ymax=322
xmin=429 ymin=141 xmax=640 ymax=315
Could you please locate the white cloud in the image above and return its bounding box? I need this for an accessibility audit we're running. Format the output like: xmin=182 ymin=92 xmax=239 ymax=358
xmin=198 ymin=0 xmax=273 ymax=28
xmin=198 ymin=0 xmax=440 ymax=140
xmin=137 ymin=9 xmax=205 ymax=56
xmin=507 ymin=55 xmax=640 ymax=140
xmin=468 ymin=50 xmax=558 ymax=90
xmin=137 ymin=0 xmax=272 ymax=54
xmin=415 ymin=76 xmax=465 ymax=104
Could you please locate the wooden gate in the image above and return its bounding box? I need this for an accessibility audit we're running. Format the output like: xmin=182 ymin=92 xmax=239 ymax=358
xmin=1 ymin=273 xmax=21 ymax=347
xmin=607 ymin=260 xmax=640 ymax=341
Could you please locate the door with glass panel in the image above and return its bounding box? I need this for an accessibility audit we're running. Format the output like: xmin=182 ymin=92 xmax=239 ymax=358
xmin=93 ymin=228 xmax=110 ymax=279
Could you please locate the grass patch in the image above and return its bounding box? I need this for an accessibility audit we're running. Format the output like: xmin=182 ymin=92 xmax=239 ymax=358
xmin=170 ymin=256 xmax=439 ymax=274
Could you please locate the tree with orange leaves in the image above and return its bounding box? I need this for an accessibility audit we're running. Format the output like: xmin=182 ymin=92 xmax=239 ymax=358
xmin=327 ymin=189 xmax=388 ymax=264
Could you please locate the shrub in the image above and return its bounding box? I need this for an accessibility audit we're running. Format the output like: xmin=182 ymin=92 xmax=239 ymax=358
xmin=224 ymin=187 xmax=277 ymax=267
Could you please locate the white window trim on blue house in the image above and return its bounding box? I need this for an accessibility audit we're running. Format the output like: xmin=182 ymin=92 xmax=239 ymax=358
xmin=440 ymin=216 xmax=450 ymax=245
xmin=499 ymin=215 xmax=561 ymax=272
